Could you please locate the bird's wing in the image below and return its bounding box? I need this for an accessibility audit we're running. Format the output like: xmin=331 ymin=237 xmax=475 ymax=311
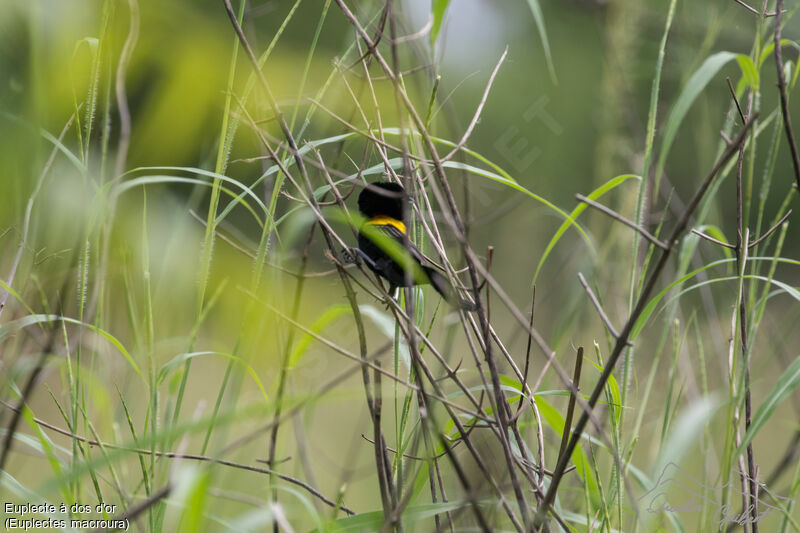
xmin=372 ymin=224 xmax=437 ymax=268
xmin=366 ymin=224 xmax=476 ymax=311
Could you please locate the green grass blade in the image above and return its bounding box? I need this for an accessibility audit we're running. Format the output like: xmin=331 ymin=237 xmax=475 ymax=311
xmin=533 ymin=174 xmax=639 ymax=284
xmin=525 ymin=0 xmax=558 ymax=84
xmin=735 ymin=356 xmax=800 ymax=458
xmin=431 ymin=0 xmax=450 ymax=46
xmin=654 ymin=51 xmax=738 ymax=192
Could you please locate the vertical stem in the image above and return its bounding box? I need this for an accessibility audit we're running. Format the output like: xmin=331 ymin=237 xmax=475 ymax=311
xmin=774 ymin=0 xmax=800 ymax=190
xmin=557 ymin=347 xmax=584 ymax=463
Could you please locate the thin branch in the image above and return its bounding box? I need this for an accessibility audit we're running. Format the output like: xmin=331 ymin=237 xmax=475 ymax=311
xmin=267 ymin=221 xmax=316 ymax=519
xmin=360 ymin=433 xmax=457 ymax=461
xmin=0 ymin=260 xmax=77 ymax=470
xmin=733 ymin=80 xmax=759 ymax=531
xmin=577 ymin=273 xmax=623 ymax=340
xmin=732 ymin=0 xmax=783 ymax=17
xmin=306 ymin=97 xmax=411 ymax=157
xmin=557 ymin=347 xmax=584 ymax=463
xmin=691 ymin=228 xmax=736 ymax=249
xmin=536 ymin=115 xmax=757 ymax=527
xmin=392 ymin=13 xmax=433 ymax=43
xmin=345 ymin=2 xmax=389 ymax=70
xmin=721 ymin=130 xmax=734 ymax=146
xmin=515 ymin=287 xmax=536 ymax=419
xmin=0 ymin=112 xmax=77 ymax=320
xmin=774 ymin=0 xmax=800 ymax=190
xmin=749 ymin=209 xmax=792 ymax=248
xmin=1 ymin=400 xmax=354 ymax=515
xmin=576 ymin=194 xmax=669 ymax=250
xmin=92 ymin=485 xmax=171 ymax=533
xmin=221 ymin=0 xmax=309 ymax=181
xmin=0 ymin=345 xmax=55 ymax=471
xmin=442 ymin=47 xmax=509 ymax=161
xmin=188 ymin=209 xmax=341 ymax=277
xmin=727 ymin=77 xmax=746 ymax=123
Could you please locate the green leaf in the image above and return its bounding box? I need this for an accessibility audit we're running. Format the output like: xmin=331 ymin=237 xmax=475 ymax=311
xmin=758 ymin=38 xmax=793 ymax=69
xmin=158 ymin=351 xmax=269 ymax=404
xmin=633 ymin=260 xmax=800 ymax=338
xmin=441 ymin=160 xmax=595 ymax=254
xmin=692 ymin=224 xmax=735 ymax=262
xmin=655 ymin=51 xmax=738 ymax=189
xmin=431 ymin=0 xmax=450 ymax=46
xmin=19 ymin=406 xmax=75 ymax=507
xmin=533 ymin=174 xmax=639 ymax=284
xmin=736 ymin=357 xmax=800 ymax=458
xmin=178 ymin=469 xmax=211 ymax=533
xmin=525 ymin=0 xmax=558 ymax=84
xmin=536 ymin=397 xmax=600 ymax=504
xmin=288 ymin=305 xmax=352 ymax=368
xmin=118 ymin=166 xmax=271 ymax=224
xmin=359 ymin=305 xmax=410 ymax=372
xmin=318 ymin=502 xmax=468 ymax=532
xmin=0 ymin=280 xmax=36 ymax=316
xmin=0 ymin=314 xmax=144 ymax=383
xmin=736 ymin=53 xmax=759 ymax=90
xmin=631 ymin=258 xmax=733 ymax=339
xmin=654 ymin=395 xmax=722 ymax=475
xmin=587 ymin=357 xmax=623 ymax=426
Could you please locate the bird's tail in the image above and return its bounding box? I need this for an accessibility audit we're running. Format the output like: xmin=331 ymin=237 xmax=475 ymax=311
xmin=424 ymin=267 xmax=477 ymax=312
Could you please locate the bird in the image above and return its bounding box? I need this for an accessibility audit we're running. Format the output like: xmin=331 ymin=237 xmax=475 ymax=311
xmin=350 ymin=181 xmax=476 ymax=311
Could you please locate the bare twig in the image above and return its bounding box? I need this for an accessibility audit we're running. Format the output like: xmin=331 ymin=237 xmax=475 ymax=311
xmin=92 ymin=485 xmax=171 ymax=533
xmin=188 ymin=209 xmax=341 ymax=277
xmin=731 ymin=74 xmax=759 ymax=530
xmin=267 ymin=222 xmax=316 ymax=519
xmin=0 ymin=338 xmax=56 ymax=471
xmin=577 ymin=273 xmax=624 ymax=340
xmin=306 ymin=97 xmax=412 ymax=157
xmin=515 ymin=288 xmax=536 ymax=419
xmin=727 ymin=77 xmax=746 ymax=123
xmin=732 ymin=0 xmax=783 ymax=17
xmin=721 ymin=130 xmax=734 ymax=146
xmin=748 ymin=209 xmax=792 ymax=248
xmin=774 ymin=0 xmax=800 ymax=190
xmin=576 ymin=194 xmax=669 ymax=250
xmin=0 ymin=112 xmax=77 ymax=320
xmin=536 ymin=115 xmax=757 ymax=527
xmin=1 ymin=400 xmax=355 ymax=514
xmin=360 ymin=433 xmax=456 ymax=461
xmin=442 ymin=47 xmax=508 ymax=161
xmin=557 ymin=347 xmax=584 ymax=463
xmin=691 ymin=228 xmax=736 ymax=249
xmin=218 ymin=9 xmax=402 ymax=514
xmin=0 ymin=256 xmax=77 ymax=471
xmin=392 ymin=13 xmax=433 ymax=43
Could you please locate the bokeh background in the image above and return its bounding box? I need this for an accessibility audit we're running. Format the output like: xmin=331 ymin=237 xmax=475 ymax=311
xmin=1 ymin=0 xmax=799 ymax=531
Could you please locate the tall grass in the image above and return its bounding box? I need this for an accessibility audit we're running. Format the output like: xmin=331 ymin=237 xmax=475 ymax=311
xmin=1 ymin=1 xmax=799 ymax=532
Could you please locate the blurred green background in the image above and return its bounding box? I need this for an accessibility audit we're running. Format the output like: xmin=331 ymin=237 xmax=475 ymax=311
xmin=1 ymin=0 xmax=799 ymax=531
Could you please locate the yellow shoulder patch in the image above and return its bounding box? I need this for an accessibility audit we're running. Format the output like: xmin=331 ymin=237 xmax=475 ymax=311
xmin=366 ymin=215 xmax=406 ymax=234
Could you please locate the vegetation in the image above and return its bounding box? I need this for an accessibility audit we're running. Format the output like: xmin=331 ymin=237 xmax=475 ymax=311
xmin=1 ymin=0 xmax=799 ymax=531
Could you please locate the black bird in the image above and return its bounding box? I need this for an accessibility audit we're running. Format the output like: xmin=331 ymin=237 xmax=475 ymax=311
xmin=352 ymin=181 xmax=476 ymax=311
